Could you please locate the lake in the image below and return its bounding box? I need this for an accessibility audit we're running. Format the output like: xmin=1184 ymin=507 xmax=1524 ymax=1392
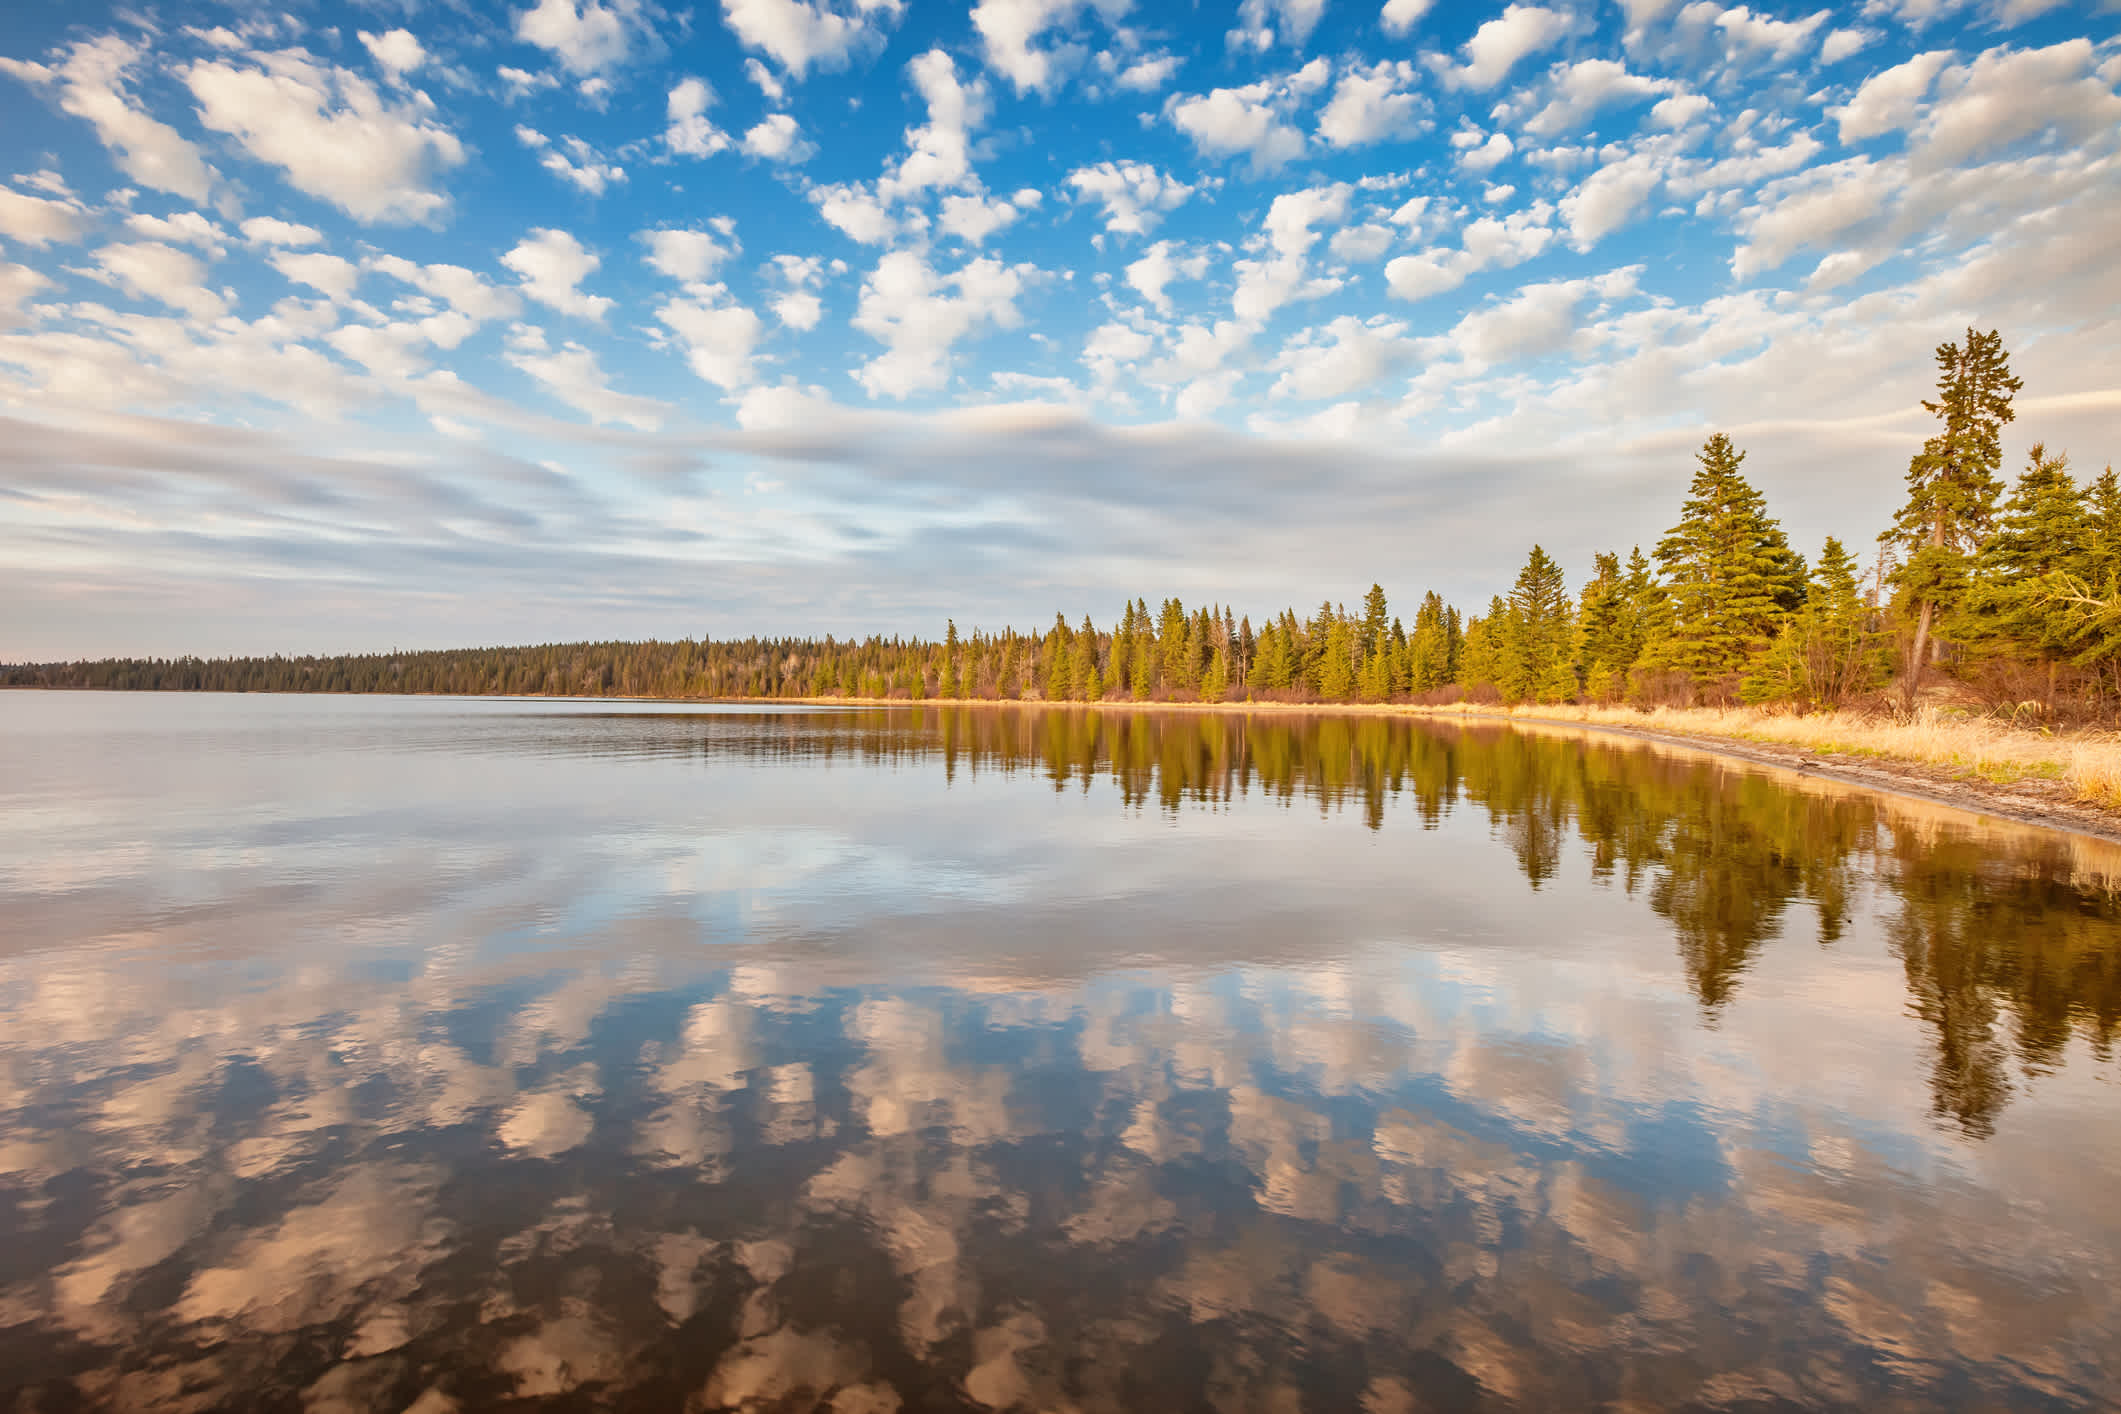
xmin=2 ymin=693 xmax=2118 ymax=1412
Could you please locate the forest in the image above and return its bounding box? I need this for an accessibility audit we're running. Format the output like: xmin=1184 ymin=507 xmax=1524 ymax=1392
xmin=9 ymin=329 xmax=2119 ymax=722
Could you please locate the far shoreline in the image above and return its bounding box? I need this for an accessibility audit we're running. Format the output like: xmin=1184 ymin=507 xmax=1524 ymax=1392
xmin=12 ymin=684 xmax=2119 ymax=845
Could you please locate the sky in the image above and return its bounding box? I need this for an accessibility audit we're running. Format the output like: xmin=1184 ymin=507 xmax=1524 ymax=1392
xmin=2 ymin=0 xmax=2118 ymax=657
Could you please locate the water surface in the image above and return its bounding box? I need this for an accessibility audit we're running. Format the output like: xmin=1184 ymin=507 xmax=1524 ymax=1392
xmin=3 ymin=694 xmax=2119 ymax=1412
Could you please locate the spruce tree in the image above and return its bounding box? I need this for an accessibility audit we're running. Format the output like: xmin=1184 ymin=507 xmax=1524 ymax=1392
xmin=1884 ymin=327 xmax=2021 ymax=700
xmin=1654 ymin=434 xmax=1794 ymax=690
xmin=1201 ymin=647 xmax=1230 ymax=703
xmin=1501 ymin=546 xmax=1571 ymax=702
xmin=1072 ymin=616 xmax=1100 ymax=700
xmin=1358 ymin=584 xmax=1389 ymax=663
xmin=1318 ymin=618 xmax=1357 ymax=699
xmin=1958 ymin=444 xmax=2087 ymax=704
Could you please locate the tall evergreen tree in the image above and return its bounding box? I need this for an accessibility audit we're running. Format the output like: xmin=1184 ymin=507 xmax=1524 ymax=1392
xmin=1654 ymin=434 xmax=1796 ymax=689
xmin=1958 ymin=444 xmax=2087 ymax=700
xmin=1884 ymin=327 xmax=2022 ymax=700
xmin=1501 ymin=546 xmax=1572 ymax=702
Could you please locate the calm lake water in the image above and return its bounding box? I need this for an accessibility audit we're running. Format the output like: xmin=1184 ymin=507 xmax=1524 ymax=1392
xmin=3 ymin=694 xmax=2120 ymax=1412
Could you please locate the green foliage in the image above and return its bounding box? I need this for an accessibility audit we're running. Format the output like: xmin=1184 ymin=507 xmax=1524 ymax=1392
xmin=1653 ymin=434 xmax=1799 ymax=688
xmin=1500 ymin=546 xmax=1572 ymax=703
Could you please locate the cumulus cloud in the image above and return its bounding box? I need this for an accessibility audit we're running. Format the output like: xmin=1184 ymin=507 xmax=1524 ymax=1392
xmin=502 ymin=229 xmax=613 ymax=321
xmin=665 ymin=77 xmax=732 ymax=158
xmin=639 ymin=227 xmax=739 ymax=284
xmin=742 ymin=113 xmax=815 ymax=163
xmin=877 ymin=49 xmax=989 ymax=203
xmin=515 ymin=0 xmax=645 ymax=76
xmin=183 ymin=50 xmax=466 ymax=225
xmin=1066 ymin=162 xmax=1195 ymax=236
xmin=1521 ymin=59 xmax=1674 ymax=137
xmin=0 ymin=181 xmax=89 ymax=247
xmin=239 ymin=217 xmax=322 ymax=247
xmin=92 ymin=241 xmax=229 ymax=321
xmin=359 ymin=29 xmax=427 ymax=82
xmin=972 ymin=0 xmax=1129 ymax=95
xmin=768 ymin=254 xmax=828 ymax=330
xmin=1167 ymin=71 xmax=1316 ymax=173
xmin=368 ymin=255 xmax=523 ymax=325
xmin=0 ymin=37 xmax=216 ymax=203
xmin=852 ymin=251 xmax=1030 ymax=398
xmin=1448 ymin=5 xmax=1569 ymax=90
xmin=1270 ymin=315 xmax=1415 ymax=401
xmin=1559 ymin=151 xmax=1665 ymax=250
xmin=659 ymin=285 xmax=767 ymax=390
xmin=722 ymin=0 xmax=901 ymax=79
xmin=1232 ymin=0 xmax=1328 ymax=51
xmin=1316 ymin=61 xmax=1429 ymax=148
xmin=1909 ymin=39 xmax=2121 ymax=171
xmin=1379 ymin=0 xmax=1437 ymax=38
xmin=1383 ymin=203 xmax=1556 ymax=302
xmin=1125 ymin=241 xmax=1210 ymax=312
xmin=508 ymin=343 xmax=668 ymax=429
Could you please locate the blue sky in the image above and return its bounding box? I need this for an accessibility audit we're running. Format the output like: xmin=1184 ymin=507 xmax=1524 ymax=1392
xmin=3 ymin=0 xmax=2118 ymax=655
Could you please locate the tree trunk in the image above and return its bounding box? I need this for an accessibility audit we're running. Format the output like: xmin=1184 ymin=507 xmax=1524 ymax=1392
xmin=1905 ymin=596 xmax=1934 ymax=713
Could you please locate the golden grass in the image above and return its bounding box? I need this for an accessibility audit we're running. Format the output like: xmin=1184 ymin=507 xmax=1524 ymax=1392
xmin=1429 ymin=702 xmax=2121 ymax=812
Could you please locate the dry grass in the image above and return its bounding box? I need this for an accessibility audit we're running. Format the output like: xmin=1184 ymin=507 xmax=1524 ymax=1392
xmin=1430 ymin=702 xmax=2121 ymax=812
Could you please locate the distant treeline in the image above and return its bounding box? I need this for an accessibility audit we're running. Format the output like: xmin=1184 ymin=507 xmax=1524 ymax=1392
xmin=8 ymin=328 xmax=2118 ymax=719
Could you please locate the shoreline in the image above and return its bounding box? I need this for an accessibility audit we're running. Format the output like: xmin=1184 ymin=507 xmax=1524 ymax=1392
xmin=13 ymin=686 xmax=2119 ymax=844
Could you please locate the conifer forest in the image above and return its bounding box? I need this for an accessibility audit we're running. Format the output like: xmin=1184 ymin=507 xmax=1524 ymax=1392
xmin=12 ymin=329 xmax=2121 ymax=721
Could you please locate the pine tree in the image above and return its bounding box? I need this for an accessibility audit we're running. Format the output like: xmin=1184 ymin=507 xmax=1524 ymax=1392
xmin=1743 ymin=537 xmax=1881 ymax=708
xmin=942 ymin=620 xmax=963 ymax=699
xmin=1358 ymin=584 xmax=1389 ymax=664
xmin=1201 ymin=647 xmax=1230 ymax=703
xmin=1318 ymin=617 xmax=1357 ymax=699
xmin=1501 ymin=546 xmax=1571 ymax=702
xmin=1072 ymin=616 xmax=1100 ymax=700
xmin=1408 ymin=591 xmax=1453 ymax=692
xmin=1654 ymin=434 xmax=1795 ymax=691
xmin=1458 ymin=597 xmax=1507 ymax=692
xmin=1956 ymin=444 xmax=2088 ymax=707
xmin=1885 ymin=327 xmax=2022 ymax=701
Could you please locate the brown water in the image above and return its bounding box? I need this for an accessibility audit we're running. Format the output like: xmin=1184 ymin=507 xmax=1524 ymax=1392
xmin=2 ymin=694 xmax=2119 ymax=1412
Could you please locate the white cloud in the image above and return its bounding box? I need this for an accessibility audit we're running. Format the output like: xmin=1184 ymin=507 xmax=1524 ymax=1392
xmin=811 ymin=184 xmax=899 ymax=244
xmin=366 ymin=256 xmax=522 ymax=324
xmin=666 ymin=77 xmax=732 ymax=158
xmin=1449 ymin=5 xmax=1569 ymax=90
xmin=1649 ymin=92 xmax=1711 ymax=128
xmin=1729 ymin=157 xmax=1883 ymax=278
xmin=498 ymin=65 xmax=561 ymax=98
xmin=93 ymin=241 xmax=228 ymax=321
xmin=0 ymin=37 xmax=216 ymax=203
xmin=515 ymin=0 xmax=643 ymax=76
xmin=1066 ymin=161 xmax=1195 ymax=235
xmin=659 ymin=285 xmax=766 ymax=390
xmin=769 ymin=254 xmax=827 ymax=330
xmin=1521 ymin=59 xmax=1673 ymax=138
xmin=0 ymin=263 xmax=51 ymax=329
xmin=742 ymin=113 xmax=815 ymax=162
xmin=1910 ymin=39 xmax=2121 ymax=171
xmin=271 ymin=250 xmax=361 ymax=300
xmin=1233 ymin=0 xmax=1328 ymax=50
xmin=877 ymin=50 xmax=989 ymax=203
xmin=744 ymin=58 xmax=788 ymax=103
xmin=1316 ymin=61 xmax=1428 ymax=148
xmin=183 ymin=51 xmax=466 ymax=225
xmin=1820 ymin=27 xmax=1877 ymax=63
xmin=1383 ymin=203 xmax=1555 ymax=301
xmin=1168 ymin=79 xmax=1308 ymax=173
xmin=1270 ymin=315 xmax=1414 ymax=401
xmin=1704 ymin=4 xmax=1828 ymax=62
xmin=1111 ymin=54 xmax=1181 ymax=92
xmin=972 ymin=0 xmax=1122 ymax=95
xmin=1831 ymin=50 xmax=1951 ymax=143
xmin=0 ymin=182 xmax=88 ymax=247
xmin=940 ymin=193 xmax=1021 ymax=243
xmin=1125 ymin=241 xmax=1210 ymax=312
xmin=122 ymin=211 xmax=226 ymax=254
xmin=722 ymin=0 xmax=900 ymax=80
xmin=359 ymin=29 xmax=427 ymax=82
xmin=851 ymin=251 xmax=1029 ymax=398
xmin=1458 ymin=131 xmax=1515 ymax=173
xmin=239 ymin=217 xmax=323 ymax=247
xmin=1433 ymin=270 xmax=1637 ymax=368
xmin=640 ymin=228 xmax=738 ymax=284
xmin=326 ymin=320 xmax=434 ymax=378
xmin=535 ymin=134 xmax=627 ymax=194
xmin=1559 ymin=151 xmax=1665 ymax=250
xmin=502 ymin=228 xmax=613 ymax=321
xmin=1263 ymin=183 xmax=1351 ymax=258
xmin=1328 ymin=222 xmax=1394 ymax=262
xmin=508 ymin=343 xmax=667 ymax=429
xmin=1379 ymin=0 xmax=1436 ymax=37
